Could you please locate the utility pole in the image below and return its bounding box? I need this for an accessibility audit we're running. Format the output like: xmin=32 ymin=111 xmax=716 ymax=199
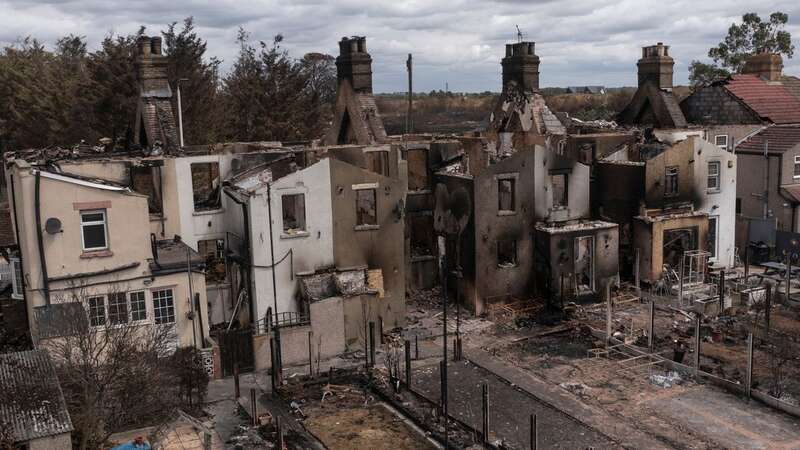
xmin=763 ymin=140 xmax=769 ymax=219
xmin=438 ymin=235 xmax=448 ymax=448
xmin=406 ymin=54 xmax=413 ymax=134
xmin=176 ymin=78 xmax=188 ymax=147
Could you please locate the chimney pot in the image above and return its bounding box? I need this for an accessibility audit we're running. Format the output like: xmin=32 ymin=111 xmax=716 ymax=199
xmin=336 ymin=36 xmax=373 ymax=93
xmin=637 ymin=43 xmax=674 ymax=91
xmin=742 ymin=53 xmax=783 ymax=81
xmin=501 ymin=40 xmax=540 ymax=93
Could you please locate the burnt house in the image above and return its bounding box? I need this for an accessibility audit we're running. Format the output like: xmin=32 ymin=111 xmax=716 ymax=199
xmin=434 ymin=42 xmax=619 ymax=315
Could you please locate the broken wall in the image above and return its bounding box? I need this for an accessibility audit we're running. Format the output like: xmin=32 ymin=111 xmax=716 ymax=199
xmin=474 ymin=149 xmax=536 ymax=313
xmin=644 ymin=138 xmax=695 ymax=208
xmin=329 ymin=158 xmax=406 ymax=331
xmin=433 ymin=173 xmax=476 ymax=312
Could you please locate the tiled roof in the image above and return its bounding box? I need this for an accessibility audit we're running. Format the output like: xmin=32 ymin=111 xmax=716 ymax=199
xmin=736 ymin=125 xmax=800 ymax=153
xmin=0 ymin=349 xmax=73 ymax=443
xmin=724 ymin=74 xmax=800 ymax=124
xmin=781 ymin=75 xmax=800 ymax=102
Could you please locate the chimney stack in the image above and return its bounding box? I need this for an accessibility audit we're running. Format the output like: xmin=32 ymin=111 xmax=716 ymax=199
xmin=742 ymin=53 xmax=783 ymax=81
xmin=336 ymin=36 xmax=373 ymax=93
xmin=501 ymin=41 xmax=540 ymax=93
xmin=637 ymin=43 xmax=674 ymax=91
xmin=135 ymin=36 xmax=171 ymax=96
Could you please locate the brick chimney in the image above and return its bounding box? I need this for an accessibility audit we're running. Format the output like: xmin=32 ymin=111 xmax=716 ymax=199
xmin=336 ymin=36 xmax=373 ymax=93
xmin=637 ymin=43 xmax=674 ymax=91
xmin=742 ymin=53 xmax=783 ymax=81
xmin=501 ymin=41 xmax=540 ymax=93
xmin=135 ymin=36 xmax=171 ymax=96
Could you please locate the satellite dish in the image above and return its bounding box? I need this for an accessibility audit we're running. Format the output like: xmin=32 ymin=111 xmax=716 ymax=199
xmin=45 ymin=217 xmax=62 ymax=235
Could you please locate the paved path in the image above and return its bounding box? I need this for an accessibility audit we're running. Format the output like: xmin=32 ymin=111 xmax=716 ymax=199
xmin=412 ymin=358 xmax=620 ymax=449
xmin=466 ymin=348 xmax=673 ymax=449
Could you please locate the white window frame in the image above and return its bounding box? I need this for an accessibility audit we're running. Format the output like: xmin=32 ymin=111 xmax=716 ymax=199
xmin=80 ymin=209 xmax=108 ymax=251
xmin=10 ymin=258 xmax=22 ymax=300
xmin=794 ymin=156 xmax=800 ymax=180
xmin=88 ymin=295 xmax=107 ymax=328
xmin=152 ymin=288 xmax=176 ymax=325
xmin=129 ymin=290 xmax=149 ymax=323
xmin=707 ymin=161 xmax=721 ymax=192
xmin=714 ymin=134 xmax=728 ymax=150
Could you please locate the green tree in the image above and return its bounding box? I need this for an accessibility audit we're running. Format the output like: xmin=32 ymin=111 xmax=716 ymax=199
xmin=689 ymin=12 xmax=795 ymax=87
xmin=78 ymin=29 xmax=143 ymax=146
xmin=220 ymin=28 xmax=267 ymax=141
xmin=162 ymin=17 xmax=222 ymax=145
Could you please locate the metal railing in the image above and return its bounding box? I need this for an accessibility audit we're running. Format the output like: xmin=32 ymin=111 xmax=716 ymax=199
xmin=254 ymin=311 xmax=310 ymax=334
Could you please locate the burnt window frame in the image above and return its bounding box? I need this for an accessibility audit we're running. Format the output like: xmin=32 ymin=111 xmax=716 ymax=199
xmin=198 ymin=239 xmax=228 ymax=284
xmin=406 ymin=148 xmax=429 ymax=191
xmin=497 ymin=174 xmax=517 ymax=215
xmin=130 ymin=165 xmax=163 ymax=215
xmin=281 ymin=193 xmax=307 ymax=235
xmin=365 ymin=149 xmax=390 ymax=177
xmin=497 ymin=239 xmax=518 ymax=268
xmin=190 ymin=161 xmax=222 ymax=213
xmin=664 ymin=166 xmax=679 ymax=197
xmin=708 ymin=216 xmax=718 ymax=259
xmin=551 ymin=172 xmax=569 ymax=209
xmin=354 ymin=185 xmax=379 ymax=230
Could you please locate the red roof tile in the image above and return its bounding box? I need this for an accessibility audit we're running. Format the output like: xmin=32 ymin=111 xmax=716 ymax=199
xmin=736 ymin=125 xmax=800 ymax=154
xmin=724 ymin=74 xmax=800 ymax=124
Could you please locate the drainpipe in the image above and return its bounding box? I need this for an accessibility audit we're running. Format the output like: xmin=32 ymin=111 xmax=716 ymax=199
xmin=186 ymin=245 xmax=198 ymax=348
xmin=9 ymin=174 xmax=30 ymax=331
xmin=33 ymin=171 xmax=50 ymax=306
xmin=266 ymin=183 xmax=283 ymax=375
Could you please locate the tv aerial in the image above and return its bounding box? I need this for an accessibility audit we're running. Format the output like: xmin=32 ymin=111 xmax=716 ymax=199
xmin=516 ymin=25 xmax=524 ymax=42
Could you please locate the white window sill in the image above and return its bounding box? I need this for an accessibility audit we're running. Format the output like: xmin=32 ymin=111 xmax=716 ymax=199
xmin=193 ymin=208 xmax=224 ymax=216
xmin=498 ymin=210 xmax=517 ymax=216
xmin=81 ymin=249 xmax=113 ymax=259
xmin=354 ymin=224 xmax=380 ymax=231
xmin=707 ymin=189 xmax=721 ymax=194
xmin=280 ymin=231 xmax=310 ymax=240
xmin=149 ymin=214 xmax=166 ymax=222
xmin=497 ymin=263 xmax=517 ymax=269
xmin=10 ymin=294 xmax=23 ymax=300
xmin=408 ymin=189 xmax=432 ymax=195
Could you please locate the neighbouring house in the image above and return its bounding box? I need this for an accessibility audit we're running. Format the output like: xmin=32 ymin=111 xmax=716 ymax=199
xmin=3 ymin=155 xmax=210 ymax=349
xmin=681 ymin=52 xmax=800 ymax=249
xmin=566 ymin=86 xmax=606 ymax=95
xmin=732 ymin=126 xmax=800 ymax=251
xmin=0 ymin=349 xmax=73 ymax=450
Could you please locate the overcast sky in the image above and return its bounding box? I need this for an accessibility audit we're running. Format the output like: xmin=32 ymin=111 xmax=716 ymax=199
xmin=1 ymin=0 xmax=799 ymax=92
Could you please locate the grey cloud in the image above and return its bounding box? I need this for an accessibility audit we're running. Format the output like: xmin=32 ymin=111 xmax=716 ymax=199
xmin=0 ymin=0 xmax=798 ymax=91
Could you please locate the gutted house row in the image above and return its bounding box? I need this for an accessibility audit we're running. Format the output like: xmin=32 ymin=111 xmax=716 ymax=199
xmin=0 ymin=35 xmax=408 ymax=378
